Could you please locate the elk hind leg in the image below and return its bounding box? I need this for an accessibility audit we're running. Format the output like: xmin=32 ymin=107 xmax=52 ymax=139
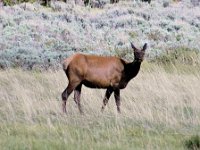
xmin=74 ymin=84 xmax=83 ymax=114
xmin=114 ymin=89 xmax=121 ymax=113
xmin=62 ymin=81 xmax=80 ymax=113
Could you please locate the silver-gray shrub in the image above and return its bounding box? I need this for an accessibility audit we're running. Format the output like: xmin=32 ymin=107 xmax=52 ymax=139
xmin=0 ymin=0 xmax=200 ymax=70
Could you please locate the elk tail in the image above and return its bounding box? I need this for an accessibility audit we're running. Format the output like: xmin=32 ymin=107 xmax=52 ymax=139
xmin=62 ymin=56 xmax=73 ymax=71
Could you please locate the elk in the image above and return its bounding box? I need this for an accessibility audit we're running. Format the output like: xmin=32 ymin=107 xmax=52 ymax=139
xmin=62 ymin=43 xmax=147 ymax=114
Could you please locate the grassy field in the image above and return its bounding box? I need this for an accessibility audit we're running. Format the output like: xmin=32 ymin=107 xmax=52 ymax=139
xmin=0 ymin=63 xmax=200 ymax=149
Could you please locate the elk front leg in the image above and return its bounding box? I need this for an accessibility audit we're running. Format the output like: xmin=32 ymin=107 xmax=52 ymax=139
xmin=101 ymin=87 xmax=113 ymax=112
xmin=114 ymin=89 xmax=121 ymax=113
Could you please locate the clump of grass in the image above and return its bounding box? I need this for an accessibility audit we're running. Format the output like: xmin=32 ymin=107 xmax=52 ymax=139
xmin=150 ymin=47 xmax=200 ymax=73
xmin=153 ymin=47 xmax=200 ymax=65
xmin=184 ymin=135 xmax=200 ymax=150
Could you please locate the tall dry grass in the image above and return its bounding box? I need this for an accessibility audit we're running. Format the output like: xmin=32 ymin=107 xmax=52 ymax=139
xmin=0 ymin=64 xmax=200 ymax=149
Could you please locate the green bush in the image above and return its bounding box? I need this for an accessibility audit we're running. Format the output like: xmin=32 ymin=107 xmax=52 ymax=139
xmin=184 ymin=135 xmax=200 ymax=150
xmin=3 ymin=0 xmax=36 ymax=6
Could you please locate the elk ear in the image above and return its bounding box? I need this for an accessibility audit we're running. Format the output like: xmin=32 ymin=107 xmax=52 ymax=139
xmin=142 ymin=43 xmax=147 ymax=51
xmin=131 ymin=42 xmax=137 ymax=51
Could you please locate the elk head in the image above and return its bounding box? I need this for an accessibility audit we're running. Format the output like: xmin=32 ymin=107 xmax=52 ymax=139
xmin=131 ymin=43 xmax=147 ymax=62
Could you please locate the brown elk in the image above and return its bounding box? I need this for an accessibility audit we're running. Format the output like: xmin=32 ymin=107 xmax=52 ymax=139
xmin=62 ymin=43 xmax=147 ymax=114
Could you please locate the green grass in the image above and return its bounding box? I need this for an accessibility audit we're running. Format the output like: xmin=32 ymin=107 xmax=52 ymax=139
xmin=0 ymin=121 xmax=186 ymax=150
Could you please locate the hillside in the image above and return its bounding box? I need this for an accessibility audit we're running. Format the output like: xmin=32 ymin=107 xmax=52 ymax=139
xmin=0 ymin=0 xmax=200 ymax=69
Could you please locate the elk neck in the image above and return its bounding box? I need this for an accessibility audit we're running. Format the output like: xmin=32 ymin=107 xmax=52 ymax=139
xmin=125 ymin=60 xmax=141 ymax=80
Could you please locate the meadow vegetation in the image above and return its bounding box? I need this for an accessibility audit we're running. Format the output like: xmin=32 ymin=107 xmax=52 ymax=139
xmin=0 ymin=0 xmax=200 ymax=149
xmin=0 ymin=62 xmax=200 ymax=149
